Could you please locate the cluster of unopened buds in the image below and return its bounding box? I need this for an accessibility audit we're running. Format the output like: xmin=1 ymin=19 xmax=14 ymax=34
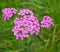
xmin=2 ymin=8 xmax=54 ymax=40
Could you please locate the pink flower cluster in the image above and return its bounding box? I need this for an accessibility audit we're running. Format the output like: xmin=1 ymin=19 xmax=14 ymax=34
xmin=2 ymin=8 xmax=17 ymax=20
xmin=2 ymin=8 xmax=54 ymax=40
xmin=41 ymin=16 xmax=54 ymax=28
xmin=12 ymin=9 xmax=40 ymax=40
xmin=18 ymin=9 xmax=33 ymax=16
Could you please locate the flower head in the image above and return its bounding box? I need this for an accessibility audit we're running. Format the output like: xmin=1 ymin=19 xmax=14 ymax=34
xmin=41 ymin=16 xmax=54 ymax=28
xmin=12 ymin=15 xmax=40 ymax=40
xmin=2 ymin=8 xmax=17 ymax=20
xmin=18 ymin=9 xmax=34 ymax=16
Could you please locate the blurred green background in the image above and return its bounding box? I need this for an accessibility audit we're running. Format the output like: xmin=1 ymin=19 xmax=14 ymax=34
xmin=0 ymin=0 xmax=60 ymax=52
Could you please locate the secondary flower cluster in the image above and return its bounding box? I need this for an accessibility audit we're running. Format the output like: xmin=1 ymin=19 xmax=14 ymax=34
xmin=12 ymin=9 xmax=40 ymax=40
xmin=41 ymin=16 xmax=54 ymax=28
xmin=18 ymin=9 xmax=33 ymax=16
xmin=2 ymin=8 xmax=17 ymax=20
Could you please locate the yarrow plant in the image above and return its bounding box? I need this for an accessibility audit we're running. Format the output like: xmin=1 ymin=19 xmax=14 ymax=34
xmin=12 ymin=9 xmax=40 ymax=40
xmin=2 ymin=8 xmax=17 ymax=20
xmin=2 ymin=8 xmax=54 ymax=40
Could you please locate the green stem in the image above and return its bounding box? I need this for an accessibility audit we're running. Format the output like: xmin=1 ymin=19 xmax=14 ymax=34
xmin=24 ymin=38 xmax=31 ymax=52
xmin=35 ymin=35 xmax=45 ymax=45
xmin=24 ymin=39 xmax=28 ymax=52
